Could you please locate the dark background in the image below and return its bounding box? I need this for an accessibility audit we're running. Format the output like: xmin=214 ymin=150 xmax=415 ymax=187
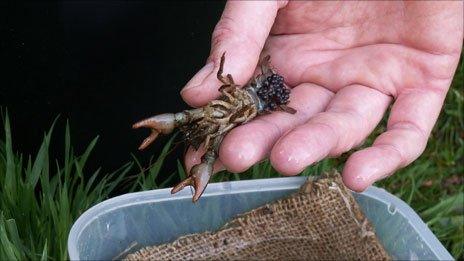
xmin=1 ymin=1 xmax=225 ymax=177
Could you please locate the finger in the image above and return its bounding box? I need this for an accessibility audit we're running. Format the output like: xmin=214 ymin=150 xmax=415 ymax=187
xmin=270 ymin=85 xmax=391 ymax=175
xmin=264 ymin=40 xmax=459 ymax=96
xmin=342 ymin=87 xmax=447 ymax=191
xmin=218 ymin=83 xmax=334 ymax=173
xmin=181 ymin=1 xmax=288 ymax=107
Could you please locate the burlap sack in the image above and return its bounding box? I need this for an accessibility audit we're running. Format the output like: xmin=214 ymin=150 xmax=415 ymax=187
xmin=125 ymin=171 xmax=390 ymax=260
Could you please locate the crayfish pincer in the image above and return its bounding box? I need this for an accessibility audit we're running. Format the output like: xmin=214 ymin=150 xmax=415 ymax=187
xmin=132 ymin=53 xmax=296 ymax=202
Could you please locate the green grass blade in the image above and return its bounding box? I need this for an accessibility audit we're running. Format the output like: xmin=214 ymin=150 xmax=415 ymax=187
xmin=144 ymin=134 xmax=177 ymax=189
xmin=104 ymin=163 xmax=133 ymax=196
xmin=64 ymin=121 xmax=72 ymax=184
xmin=28 ymin=135 xmax=49 ymax=187
xmin=422 ymin=193 xmax=463 ymax=223
xmin=76 ymin=136 xmax=99 ymax=177
xmin=40 ymin=240 xmax=48 ymax=261
xmin=5 ymin=219 xmax=22 ymax=256
xmin=159 ymin=171 xmax=177 ymax=188
xmin=84 ymin=169 xmax=101 ymax=195
xmin=0 ymin=213 xmax=21 ymax=260
xmin=3 ymin=113 xmax=17 ymax=202
xmin=252 ymin=163 xmax=260 ymax=179
xmin=177 ymin=160 xmax=186 ymax=180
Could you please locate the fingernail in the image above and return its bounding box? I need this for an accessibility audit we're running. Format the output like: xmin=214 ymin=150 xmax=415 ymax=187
xmin=181 ymin=62 xmax=214 ymax=92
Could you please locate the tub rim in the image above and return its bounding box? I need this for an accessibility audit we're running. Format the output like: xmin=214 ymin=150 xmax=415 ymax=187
xmin=67 ymin=176 xmax=453 ymax=260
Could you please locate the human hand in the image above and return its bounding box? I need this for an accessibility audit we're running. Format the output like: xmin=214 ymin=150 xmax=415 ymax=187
xmin=180 ymin=1 xmax=463 ymax=191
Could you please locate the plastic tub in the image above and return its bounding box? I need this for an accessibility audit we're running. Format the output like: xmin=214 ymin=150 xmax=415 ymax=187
xmin=68 ymin=177 xmax=453 ymax=260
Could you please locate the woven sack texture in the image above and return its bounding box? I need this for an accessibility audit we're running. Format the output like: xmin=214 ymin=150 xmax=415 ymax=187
xmin=125 ymin=171 xmax=390 ymax=260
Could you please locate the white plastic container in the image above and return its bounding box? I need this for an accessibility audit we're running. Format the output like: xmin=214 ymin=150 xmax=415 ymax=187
xmin=68 ymin=177 xmax=453 ymax=260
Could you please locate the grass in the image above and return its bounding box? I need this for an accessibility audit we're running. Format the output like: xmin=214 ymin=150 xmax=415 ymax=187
xmin=0 ymin=114 xmax=133 ymax=260
xmin=0 ymin=57 xmax=462 ymax=259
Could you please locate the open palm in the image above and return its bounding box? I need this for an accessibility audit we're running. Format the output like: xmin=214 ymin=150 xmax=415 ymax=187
xmin=180 ymin=1 xmax=463 ymax=191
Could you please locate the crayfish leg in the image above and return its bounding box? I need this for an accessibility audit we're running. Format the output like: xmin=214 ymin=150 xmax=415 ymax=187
xmin=259 ymin=54 xmax=272 ymax=75
xmin=279 ymin=104 xmax=297 ymax=114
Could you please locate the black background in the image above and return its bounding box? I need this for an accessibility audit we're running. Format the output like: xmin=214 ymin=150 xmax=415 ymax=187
xmin=1 ymin=1 xmax=225 ymax=178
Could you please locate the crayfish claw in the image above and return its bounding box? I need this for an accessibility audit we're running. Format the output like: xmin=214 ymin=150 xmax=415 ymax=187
xmin=171 ymin=161 xmax=213 ymax=203
xmin=133 ymin=113 xmax=177 ymax=150
xmin=132 ymin=113 xmax=176 ymax=133
xmin=171 ymin=177 xmax=193 ymax=195
xmin=137 ymin=131 xmax=159 ymax=150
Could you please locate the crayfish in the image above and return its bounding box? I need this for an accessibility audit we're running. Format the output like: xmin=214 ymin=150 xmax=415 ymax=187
xmin=133 ymin=53 xmax=296 ymax=202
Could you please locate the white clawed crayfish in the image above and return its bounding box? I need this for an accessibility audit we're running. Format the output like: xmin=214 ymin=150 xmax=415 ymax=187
xmin=133 ymin=53 xmax=296 ymax=202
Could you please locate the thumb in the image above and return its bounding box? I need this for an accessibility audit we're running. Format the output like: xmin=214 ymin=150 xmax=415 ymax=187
xmin=181 ymin=1 xmax=287 ymax=107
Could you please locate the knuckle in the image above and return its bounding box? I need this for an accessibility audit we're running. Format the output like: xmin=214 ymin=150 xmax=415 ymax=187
xmin=210 ymin=15 xmax=261 ymax=55
xmin=211 ymin=16 xmax=236 ymax=49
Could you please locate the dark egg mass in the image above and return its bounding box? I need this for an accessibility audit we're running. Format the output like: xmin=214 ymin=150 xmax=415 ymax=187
xmin=256 ymin=74 xmax=291 ymax=111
